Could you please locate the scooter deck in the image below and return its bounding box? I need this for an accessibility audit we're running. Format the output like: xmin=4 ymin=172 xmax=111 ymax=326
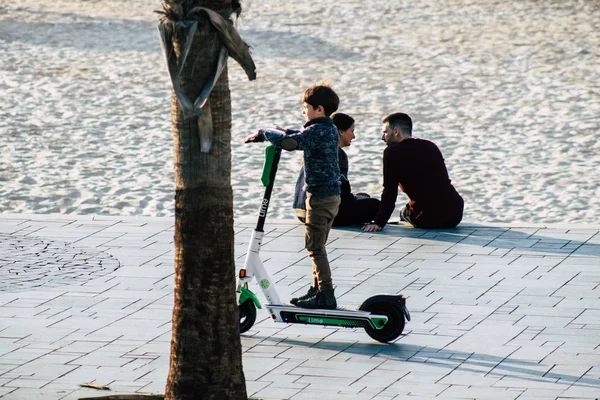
xmin=266 ymin=303 xmax=370 ymax=316
xmin=265 ymin=303 xmax=388 ymax=330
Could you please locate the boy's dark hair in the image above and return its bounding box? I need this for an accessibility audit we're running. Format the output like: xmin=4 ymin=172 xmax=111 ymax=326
xmin=382 ymin=113 xmax=412 ymax=136
xmin=302 ymin=82 xmax=340 ymax=117
xmin=331 ymin=113 xmax=354 ymax=132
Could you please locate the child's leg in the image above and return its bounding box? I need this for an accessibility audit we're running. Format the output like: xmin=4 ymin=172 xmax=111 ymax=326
xmin=305 ymin=194 xmax=340 ymax=290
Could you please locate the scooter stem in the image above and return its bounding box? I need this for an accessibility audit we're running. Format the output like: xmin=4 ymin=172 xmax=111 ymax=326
xmin=239 ymin=229 xmax=282 ymax=305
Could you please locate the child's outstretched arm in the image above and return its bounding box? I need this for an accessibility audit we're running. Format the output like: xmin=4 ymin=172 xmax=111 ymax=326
xmin=243 ymin=131 xmax=265 ymax=143
xmin=258 ymin=128 xmax=309 ymax=151
xmin=274 ymin=126 xmax=301 ymax=135
xmin=243 ymin=127 xmax=300 ymax=144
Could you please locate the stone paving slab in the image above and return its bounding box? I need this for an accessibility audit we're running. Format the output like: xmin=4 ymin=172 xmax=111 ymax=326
xmin=0 ymin=214 xmax=599 ymax=399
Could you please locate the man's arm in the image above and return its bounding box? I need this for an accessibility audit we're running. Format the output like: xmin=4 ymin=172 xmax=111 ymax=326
xmin=363 ymin=148 xmax=399 ymax=231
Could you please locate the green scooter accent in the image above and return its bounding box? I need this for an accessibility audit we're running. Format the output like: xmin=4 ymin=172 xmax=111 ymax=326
xmin=239 ymin=286 xmax=262 ymax=309
xmin=370 ymin=316 xmax=389 ymax=329
xmin=296 ymin=315 xmax=388 ymax=330
xmin=261 ymin=145 xmax=277 ymax=187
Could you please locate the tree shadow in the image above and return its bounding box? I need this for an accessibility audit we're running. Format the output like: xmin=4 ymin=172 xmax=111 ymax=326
xmin=2 ymin=9 xmax=362 ymax=61
xmin=0 ymin=17 xmax=155 ymax=52
xmin=239 ymin=29 xmax=363 ymax=61
xmin=250 ymin=335 xmax=600 ymax=389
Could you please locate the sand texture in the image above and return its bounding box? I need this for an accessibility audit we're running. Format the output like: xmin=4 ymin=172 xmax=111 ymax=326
xmin=1 ymin=0 xmax=599 ymax=223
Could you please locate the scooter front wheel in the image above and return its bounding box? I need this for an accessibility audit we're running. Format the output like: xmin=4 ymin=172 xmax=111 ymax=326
xmin=362 ymin=301 xmax=405 ymax=343
xmin=239 ymin=299 xmax=257 ymax=333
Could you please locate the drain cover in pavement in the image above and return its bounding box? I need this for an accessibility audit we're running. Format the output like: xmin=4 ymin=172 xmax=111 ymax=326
xmin=0 ymin=234 xmax=120 ymax=292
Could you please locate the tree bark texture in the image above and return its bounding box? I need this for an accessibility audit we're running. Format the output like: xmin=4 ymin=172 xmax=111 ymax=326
xmin=164 ymin=2 xmax=247 ymax=399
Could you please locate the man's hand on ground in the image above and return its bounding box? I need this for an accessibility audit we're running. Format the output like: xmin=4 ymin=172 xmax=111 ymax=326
xmin=244 ymin=131 xmax=264 ymax=143
xmin=362 ymin=223 xmax=382 ymax=232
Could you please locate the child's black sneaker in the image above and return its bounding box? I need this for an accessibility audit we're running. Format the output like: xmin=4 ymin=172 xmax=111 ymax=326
xmin=290 ymin=286 xmax=318 ymax=305
xmin=296 ymin=288 xmax=337 ymax=310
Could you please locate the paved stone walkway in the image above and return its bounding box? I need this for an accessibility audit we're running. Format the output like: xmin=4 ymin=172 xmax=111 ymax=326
xmin=0 ymin=214 xmax=599 ymax=399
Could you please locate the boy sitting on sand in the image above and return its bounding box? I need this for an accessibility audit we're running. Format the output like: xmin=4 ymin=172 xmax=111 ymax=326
xmin=244 ymin=83 xmax=341 ymax=309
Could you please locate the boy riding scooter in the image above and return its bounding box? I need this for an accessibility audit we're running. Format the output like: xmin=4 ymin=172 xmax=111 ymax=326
xmin=240 ymin=83 xmax=409 ymax=342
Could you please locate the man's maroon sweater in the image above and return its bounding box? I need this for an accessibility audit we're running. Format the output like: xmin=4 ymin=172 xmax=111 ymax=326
xmin=374 ymin=138 xmax=463 ymax=228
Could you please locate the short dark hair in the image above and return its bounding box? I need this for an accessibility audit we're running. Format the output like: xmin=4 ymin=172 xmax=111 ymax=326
xmin=382 ymin=113 xmax=412 ymax=136
xmin=331 ymin=113 xmax=355 ymax=132
xmin=302 ymin=83 xmax=340 ymax=117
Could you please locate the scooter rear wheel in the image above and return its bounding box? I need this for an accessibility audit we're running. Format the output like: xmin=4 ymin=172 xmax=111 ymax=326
xmin=362 ymin=302 xmax=405 ymax=343
xmin=239 ymin=299 xmax=257 ymax=333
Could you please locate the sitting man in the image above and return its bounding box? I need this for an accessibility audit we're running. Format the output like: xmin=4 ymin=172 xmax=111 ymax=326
xmin=363 ymin=113 xmax=464 ymax=232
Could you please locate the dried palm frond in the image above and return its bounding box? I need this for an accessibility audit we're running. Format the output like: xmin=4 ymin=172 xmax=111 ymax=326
xmin=154 ymin=0 xmax=183 ymax=22
xmin=232 ymin=0 xmax=242 ymax=18
xmin=156 ymin=0 xmax=244 ymax=22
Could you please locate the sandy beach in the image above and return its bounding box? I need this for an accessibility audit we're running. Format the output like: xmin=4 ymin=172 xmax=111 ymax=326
xmin=1 ymin=0 xmax=599 ymax=223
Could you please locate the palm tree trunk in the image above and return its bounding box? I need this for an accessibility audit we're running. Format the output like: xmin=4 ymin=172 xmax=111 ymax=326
xmin=163 ymin=2 xmax=247 ymax=399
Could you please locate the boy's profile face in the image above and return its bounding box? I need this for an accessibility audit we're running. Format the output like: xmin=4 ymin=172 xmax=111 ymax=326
xmin=302 ymin=102 xmax=324 ymax=122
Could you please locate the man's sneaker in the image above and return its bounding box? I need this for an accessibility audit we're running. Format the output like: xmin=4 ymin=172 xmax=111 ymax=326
xmin=296 ymin=288 xmax=337 ymax=310
xmin=290 ymin=286 xmax=318 ymax=305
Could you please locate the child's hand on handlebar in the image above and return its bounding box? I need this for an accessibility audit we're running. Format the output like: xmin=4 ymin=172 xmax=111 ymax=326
xmin=244 ymin=131 xmax=265 ymax=143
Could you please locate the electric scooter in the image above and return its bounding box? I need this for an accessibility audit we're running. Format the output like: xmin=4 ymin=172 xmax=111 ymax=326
xmin=236 ymin=145 xmax=410 ymax=343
